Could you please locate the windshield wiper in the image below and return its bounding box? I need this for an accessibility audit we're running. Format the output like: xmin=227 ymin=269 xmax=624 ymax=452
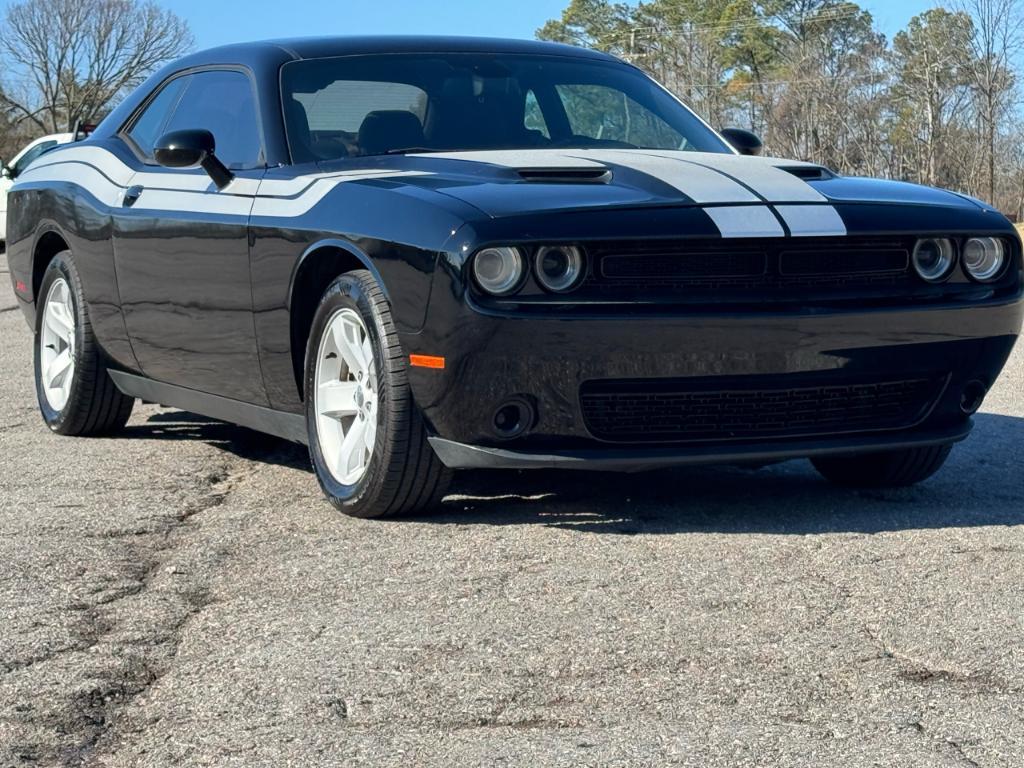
xmin=383 ymin=147 xmax=447 ymax=155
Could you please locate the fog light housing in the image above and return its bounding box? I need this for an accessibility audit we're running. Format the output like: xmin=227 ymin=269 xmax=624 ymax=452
xmin=492 ymin=397 xmax=536 ymax=439
xmin=912 ymin=238 xmax=956 ymax=282
xmin=473 ymin=247 xmax=525 ymax=296
xmin=962 ymin=237 xmax=1007 ymax=282
xmin=535 ymin=245 xmax=585 ymax=293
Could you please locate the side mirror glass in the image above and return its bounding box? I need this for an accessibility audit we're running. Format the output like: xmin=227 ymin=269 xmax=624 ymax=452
xmin=720 ymin=127 xmax=764 ymax=157
xmin=154 ymin=129 xmax=233 ymax=189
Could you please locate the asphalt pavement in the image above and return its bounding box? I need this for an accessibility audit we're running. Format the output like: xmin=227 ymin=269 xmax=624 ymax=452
xmin=2 ymin=252 xmax=1024 ymax=767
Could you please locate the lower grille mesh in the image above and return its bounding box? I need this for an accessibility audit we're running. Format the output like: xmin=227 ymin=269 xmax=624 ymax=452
xmin=580 ymin=375 xmax=946 ymax=443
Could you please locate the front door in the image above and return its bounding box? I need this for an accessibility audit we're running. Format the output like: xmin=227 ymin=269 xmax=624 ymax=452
xmin=112 ymin=69 xmax=269 ymax=404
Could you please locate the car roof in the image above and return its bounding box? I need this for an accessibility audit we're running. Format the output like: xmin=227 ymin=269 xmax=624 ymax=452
xmin=91 ymin=36 xmax=625 ymax=167
xmin=182 ymin=35 xmax=619 ymax=67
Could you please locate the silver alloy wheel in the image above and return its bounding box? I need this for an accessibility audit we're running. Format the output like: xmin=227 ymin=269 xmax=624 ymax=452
xmin=40 ymin=277 xmax=77 ymax=411
xmin=314 ymin=307 xmax=379 ymax=485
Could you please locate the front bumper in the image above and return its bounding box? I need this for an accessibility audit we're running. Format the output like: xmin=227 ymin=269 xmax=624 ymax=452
xmin=405 ymin=293 xmax=1022 ymax=467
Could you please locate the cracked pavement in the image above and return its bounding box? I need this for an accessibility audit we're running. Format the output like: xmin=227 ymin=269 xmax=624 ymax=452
xmin=2 ymin=252 xmax=1024 ymax=767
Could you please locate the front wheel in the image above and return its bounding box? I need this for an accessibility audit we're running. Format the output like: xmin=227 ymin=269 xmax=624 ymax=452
xmin=811 ymin=444 xmax=953 ymax=488
xmin=304 ymin=270 xmax=451 ymax=518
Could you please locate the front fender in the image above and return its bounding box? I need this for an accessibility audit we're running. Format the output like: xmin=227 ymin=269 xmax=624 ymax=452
xmin=250 ymin=172 xmax=475 ymax=412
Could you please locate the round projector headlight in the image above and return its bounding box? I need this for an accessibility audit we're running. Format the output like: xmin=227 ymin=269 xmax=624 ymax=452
xmin=473 ymin=247 xmax=525 ymax=296
xmin=534 ymin=245 xmax=585 ymax=293
xmin=962 ymin=237 xmax=1007 ymax=282
xmin=912 ymin=238 xmax=956 ymax=282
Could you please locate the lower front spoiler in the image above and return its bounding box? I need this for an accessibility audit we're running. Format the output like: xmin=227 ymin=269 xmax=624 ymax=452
xmin=428 ymin=422 xmax=973 ymax=472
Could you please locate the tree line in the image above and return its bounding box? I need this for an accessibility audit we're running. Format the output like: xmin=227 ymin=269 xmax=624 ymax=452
xmin=538 ymin=0 xmax=1024 ymax=217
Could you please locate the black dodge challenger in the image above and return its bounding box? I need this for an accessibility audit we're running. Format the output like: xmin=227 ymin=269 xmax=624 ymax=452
xmin=6 ymin=36 xmax=1023 ymax=517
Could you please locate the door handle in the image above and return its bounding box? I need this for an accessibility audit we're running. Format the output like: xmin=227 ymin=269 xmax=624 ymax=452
xmin=123 ymin=185 xmax=144 ymax=207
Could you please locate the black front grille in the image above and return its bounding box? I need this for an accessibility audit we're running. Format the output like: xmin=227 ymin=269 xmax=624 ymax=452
xmin=583 ymin=237 xmax=917 ymax=300
xmin=580 ymin=374 xmax=947 ymax=443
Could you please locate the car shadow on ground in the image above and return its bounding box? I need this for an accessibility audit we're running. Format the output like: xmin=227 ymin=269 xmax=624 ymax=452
xmin=120 ymin=410 xmax=313 ymax=471
xmin=124 ymin=410 xmax=1024 ymax=536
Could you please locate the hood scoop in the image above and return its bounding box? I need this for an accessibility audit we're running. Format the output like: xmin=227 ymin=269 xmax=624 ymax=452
xmin=515 ymin=167 xmax=613 ymax=184
xmin=778 ymin=165 xmax=835 ymax=181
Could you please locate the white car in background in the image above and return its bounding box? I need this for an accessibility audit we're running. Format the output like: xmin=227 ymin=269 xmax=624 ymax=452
xmin=1 ymin=133 xmax=74 ymax=248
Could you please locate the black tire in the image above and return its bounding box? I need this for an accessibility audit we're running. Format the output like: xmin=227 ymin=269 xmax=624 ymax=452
xmin=811 ymin=444 xmax=953 ymax=488
xmin=33 ymin=251 xmax=134 ymax=436
xmin=304 ymin=270 xmax=452 ymax=518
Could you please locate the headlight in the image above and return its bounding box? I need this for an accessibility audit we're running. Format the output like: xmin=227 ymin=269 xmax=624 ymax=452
xmin=912 ymin=238 xmax=956 ymax=282
xmin=473 ymin=247 xmax=525 ymax=296
xmin=534 ymin=245 xmax=585 ymax=293
xmin=962 ymin=237 xmax=1007 ymax=282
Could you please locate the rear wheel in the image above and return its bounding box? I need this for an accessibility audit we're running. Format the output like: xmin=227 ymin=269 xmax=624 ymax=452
xmin=304 ymin=270 xmax=451 ymax=518
xmin=811 ymin=444 xmax=953 ymax=488
xmin=34 ymin=251 xmax=134 ymax=436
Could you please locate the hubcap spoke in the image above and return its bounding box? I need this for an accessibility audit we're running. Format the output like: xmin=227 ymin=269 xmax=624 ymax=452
xmin=314 ymin=307 xmax=379 ymax=486
xmin=333 ymin=316 xmax=368 ymax=376
xmin=338 ymin=415 xmax=368 ymax=480
xmin=46 ymin=303 xmax=74 ymax=338
xmin=39 ymin=277 xmax=77 ymax=412
xmin=46 ymin=349 xmax=73 ymax=388
xmin=318 ymin=381 xmax=359 ymax=418
xmin=363 ymin=409 xmax=377 ymax=453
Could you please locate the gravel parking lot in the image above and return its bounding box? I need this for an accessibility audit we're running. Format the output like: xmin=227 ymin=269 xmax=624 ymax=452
xmin=2 ymin=252 xmax=1023 ymax=767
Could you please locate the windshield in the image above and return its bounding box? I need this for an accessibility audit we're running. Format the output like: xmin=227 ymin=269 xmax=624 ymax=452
xmin=281 ymin=53 xmax=732 ymax=162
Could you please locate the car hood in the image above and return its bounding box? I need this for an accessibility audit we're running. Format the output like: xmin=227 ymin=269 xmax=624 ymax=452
xmin=386 ymin=149 xmax=984 ymax=220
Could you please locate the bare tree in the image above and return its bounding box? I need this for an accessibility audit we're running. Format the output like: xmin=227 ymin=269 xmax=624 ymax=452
xmin=0 ymin=0 xmax=192 ymax=134
xmin=957 ymin=0 xmax=1023 ymax=202
xmin=891 ymin=9 xmax=974 ymax=188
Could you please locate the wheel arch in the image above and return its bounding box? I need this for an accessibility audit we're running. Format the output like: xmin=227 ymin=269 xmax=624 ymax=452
xmin=31 ymin=227 xmax=72 ymax=302
xmin=288 ymin=239 xmax=390 ymax=402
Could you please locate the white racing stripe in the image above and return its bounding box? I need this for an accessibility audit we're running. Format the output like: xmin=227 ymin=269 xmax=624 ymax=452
xmin=18 ymin=162 xmax=126 ymax=209
xmin=704 ymin=206 xmax=785 ymax=238
xmin=574 ymin=150 xmax=759 ymax=204
xmin=20 ymin=146 xmax=429 ymax=218
xmin=251 ymin=172 xmax=431 ymax=218
xmin=676 ymin=153 xmax=829 ymax=203
xmin=775 ymin=205 xmax=847 ymax=237
xmin=135 ymin=189 xmax=256 ymax=217
xmin=423 ymin=148 xmax=845 ymax=237
xmin=20 ymin=145 xmax=848 ymax=237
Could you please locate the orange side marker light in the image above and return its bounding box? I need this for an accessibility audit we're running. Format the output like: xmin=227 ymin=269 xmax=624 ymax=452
xmin=410 ymin=354 xmax=446 ymax=370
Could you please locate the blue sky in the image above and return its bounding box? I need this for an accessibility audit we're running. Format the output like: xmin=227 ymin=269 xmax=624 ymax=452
xmin=0 ymin=0 xmax=937 ymax=49
xmin=157 ymin=0 xmax=938 ymax=47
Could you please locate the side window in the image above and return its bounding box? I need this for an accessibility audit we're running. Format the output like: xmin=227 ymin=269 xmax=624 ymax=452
xmin=162 ymin=70 xmax=263 ymax=169
xmin=126 ymin=76 xmax=190 ymax=157
xmin=524 ymin=90 xmax=550 ymax=139
xmin=13 ymin=140 xmax=58 ymax=175
xmin=555 ymin=84 xmax=685 ymax=149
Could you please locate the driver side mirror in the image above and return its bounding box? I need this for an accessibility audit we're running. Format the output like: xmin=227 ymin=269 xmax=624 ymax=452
xmin=720 ymin=128 xmax=764 ymax=157
xmin=154 ymin=129 xmax=234 ymax=189
xmin=1 ymin=161 xmax=15 ymax=180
